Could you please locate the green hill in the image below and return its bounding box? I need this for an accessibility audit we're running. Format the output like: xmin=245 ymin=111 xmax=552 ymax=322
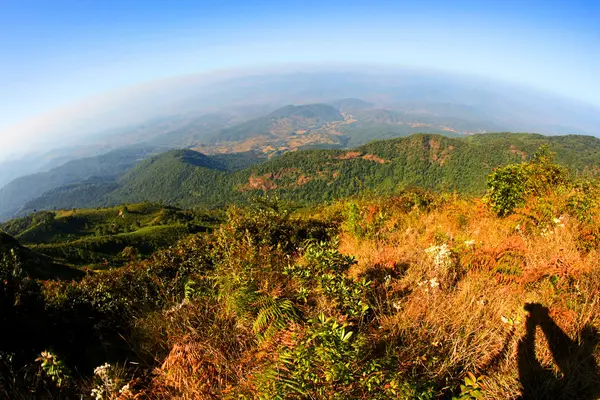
xmin=0 ymin=231 xmax=83 ymax=280
xmin=103 ymin=150 xmax=231 ymax=208
xmin=1 ymin=202 xmax=221 ymax=267
xmin=18 ymin=133 xmax=600 ymax=214
xmin=0 ymin=145 xmax=159 ymax=221
xmin=0 ymin=149 xmax=264 ymax=222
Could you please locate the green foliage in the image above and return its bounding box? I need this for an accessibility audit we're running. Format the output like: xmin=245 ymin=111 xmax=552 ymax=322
xmin=285 ymin=241 xmax=370 ymax=318
xmin=225 ymin=195 xmax=333 ymax=253
xmin=265 ymin=313 xmax=357 ymax=398
xmin=0 ymin=246 xmax=47 ymax=309
xmin=259 ymin=312 xmax=433 ymax=399
xmin=485 ymin=164 xmax=529 ymax=216
xmin=567 ymin=180 xmax=600 ymax=223
xmin=252 ymin=296 xmax=298 ymax=342
xmin=452 ymin=373 xmax=485 ymax=400
xmin=36 ymin=351 xmax=71 ymax=388
xmin=346 ymin=202 xmax=363 ymax=237
xmin=486 ymin=146 xmax=571 ymax=216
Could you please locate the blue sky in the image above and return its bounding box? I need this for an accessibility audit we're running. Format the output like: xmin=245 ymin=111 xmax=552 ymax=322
xmin=0 ymin=0 xmax=599 ymax=151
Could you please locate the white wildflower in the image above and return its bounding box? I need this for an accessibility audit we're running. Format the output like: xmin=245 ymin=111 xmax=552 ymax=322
xmin=425 ymin=244 xmax=453 ymax=269
xmin=500 ymin=316 xmax=519 ymax=326
xmin=384 ymin=274 xmax=392 ymax=285
xmin=119 ymin=383 xmax=131 ymax=394
xmin=429 ymin=277 xmax=439 ymax=288
xmin=464 ymin=239 xmax=476 ymax=248
xmin=91 ymin=387 xmax=103 ymax=400
xmin=94 ymin=363 xmax=111 ymax=379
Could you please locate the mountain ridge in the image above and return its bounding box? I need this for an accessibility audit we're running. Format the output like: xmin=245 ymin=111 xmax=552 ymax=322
xmin=14 ymin=132 xmax=600 ymax=217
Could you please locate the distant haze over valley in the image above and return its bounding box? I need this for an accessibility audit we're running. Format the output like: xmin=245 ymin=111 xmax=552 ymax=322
xmin=2 ymin=68 xmax=600 ymax=161
xmin=1 ymin=68 xmax=600 ymax=221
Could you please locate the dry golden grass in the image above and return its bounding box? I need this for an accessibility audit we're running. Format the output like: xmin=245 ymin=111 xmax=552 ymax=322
xmin=336 ymin=195 xmax=600 ymax=399
xmin=131 ymin=192 xmax=600 ymax=399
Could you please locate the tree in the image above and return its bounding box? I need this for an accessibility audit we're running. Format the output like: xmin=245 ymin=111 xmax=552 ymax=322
xmin=485 ymin=146 xmax=570 ymax=216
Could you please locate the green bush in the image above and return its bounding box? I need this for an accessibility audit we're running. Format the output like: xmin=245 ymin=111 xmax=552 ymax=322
xmin=486 ymin=146 xmax=570 ymax=216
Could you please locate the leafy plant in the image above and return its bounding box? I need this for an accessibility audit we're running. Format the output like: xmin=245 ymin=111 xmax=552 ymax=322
xmin=452 ymin=372 xmax=485 ymax=400
xmin=486 ymin=146 xmax=570 ymax=216
xmin=253 ymin=295 xmax=298 ymax=342
xmin=36 ymin=351 xmax=71 ymax=388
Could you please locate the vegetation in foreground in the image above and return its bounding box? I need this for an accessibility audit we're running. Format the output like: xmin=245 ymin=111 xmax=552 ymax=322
xmin=1 ymin=149 xmax=600 ymax=399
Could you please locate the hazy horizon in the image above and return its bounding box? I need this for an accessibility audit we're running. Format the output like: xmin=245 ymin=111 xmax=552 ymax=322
xmin=1 ymin=0 xmax=599 ymax=160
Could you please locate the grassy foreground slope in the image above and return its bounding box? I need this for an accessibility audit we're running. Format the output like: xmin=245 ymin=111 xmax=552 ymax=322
xmin=0 ymin=231 xmax=83 ymax=280
xmin=2 ymin=151 xmax=600 ymax=398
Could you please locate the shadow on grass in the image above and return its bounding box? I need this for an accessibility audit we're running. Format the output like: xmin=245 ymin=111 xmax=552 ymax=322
xmin=518 ymin=302 xmax=600 ymax=400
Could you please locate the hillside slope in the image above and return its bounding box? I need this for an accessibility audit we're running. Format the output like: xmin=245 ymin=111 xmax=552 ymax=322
xmin=1 ymin=202 xmax=220 ymax=267
xmin=215 ymin=103 xmax=344 ymax=142
xmin=0 ymin=148 xmax=264 ymax=222
xmin=0 ymin=145 xmax=159 ymax=221
xmin=19 ymin=133 xmax=600 ymax=214
xmin=0 ymin=231 xmax=83 ymax=280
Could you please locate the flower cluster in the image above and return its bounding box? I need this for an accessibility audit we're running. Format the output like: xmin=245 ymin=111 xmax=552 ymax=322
xmin=425 ymin=244 xmax=453 ymax=270
xmin=553 ymin=216 xmax=566 ymax=229
xmin=464 ymin=239 xmax=476 ymax=248
xmin=90 ymin=363 xmax=129 ymax=400
xmin=417 ymin=277 xmax=440 ymax=292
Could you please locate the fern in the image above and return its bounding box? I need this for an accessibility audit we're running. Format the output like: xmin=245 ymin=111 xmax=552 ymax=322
xmin=253 ymin=296 xmax=298 ymax=342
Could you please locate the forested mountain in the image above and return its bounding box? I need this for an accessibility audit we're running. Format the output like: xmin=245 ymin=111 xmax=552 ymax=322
xmin=16 ymin=133 xmax=600 ymax=215
xmin=0 ymin=99 xmax=484 ymax=222
xmin=4 ymin=150 xmax=600 ymax=399
xmin=0 ymin=145 xmax=161 ymax=221
xmin=218 ymin=103 xmax=344 ymax=142
xmin=5 ymin=91 xmax=597 ymax=220
xmin=5 ymin=70 xmax=600 ymax=191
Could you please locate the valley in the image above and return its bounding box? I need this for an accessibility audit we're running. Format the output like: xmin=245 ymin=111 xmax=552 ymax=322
xmin=3 ymin=131 xmax=600 ymax=223
xmin=3 ymin=146 xmax=600 ymax=398
xmin=1 ymin=73 xmax=600 ymax=400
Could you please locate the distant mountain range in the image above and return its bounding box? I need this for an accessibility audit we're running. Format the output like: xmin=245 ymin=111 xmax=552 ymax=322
xmin=1 ymin=99 xmax=491 ymax=220
xmin=3 ymin=70 xmax=600 ymax=187
xmin=2 ymin=68 xmax=600 ymax=222
xmin=0 ymin=145 xmax=161 ymax=221
xmin=4 ymin=132 xmax=600 ymax=222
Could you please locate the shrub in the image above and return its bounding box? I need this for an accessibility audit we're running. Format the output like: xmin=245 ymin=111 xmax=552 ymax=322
xmin=486 ymin=146 xmax=570 ymax=216
xmin=257 ymin=313 xmax=410 ymax=399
